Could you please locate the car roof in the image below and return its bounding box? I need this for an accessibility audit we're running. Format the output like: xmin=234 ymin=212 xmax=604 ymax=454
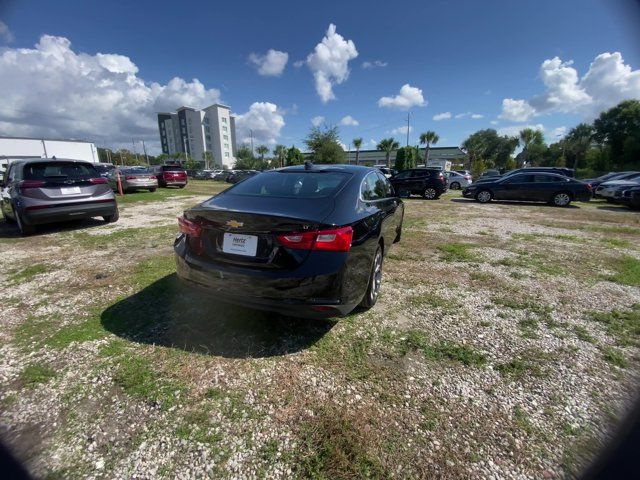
xmin=277 ymin=164 xmax=375 ymax=176
xmin=15 ymin=157 xmax=94 ymax=165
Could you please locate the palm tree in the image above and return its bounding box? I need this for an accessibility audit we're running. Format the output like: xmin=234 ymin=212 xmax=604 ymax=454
xmin=419 ymin=131 xmax=439 ymax=165
xmin=377 ymin=138 xmax=399 ymax=168
xmin=256 ymin=145 xmax=269 ymax=161
xmin=565 ymin=123 xmax=593 ymax=170
xmin=518 ymin=128 xmax=544 ymax=166
xmin=273 ymin=144 xmax=287 ymax=168
xmin=352 ymin=137 xmax=363 ymax=165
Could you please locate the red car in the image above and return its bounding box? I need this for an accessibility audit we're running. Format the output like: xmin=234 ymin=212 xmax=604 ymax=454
xmin=152 ymin=165 xmax=188 ymax=188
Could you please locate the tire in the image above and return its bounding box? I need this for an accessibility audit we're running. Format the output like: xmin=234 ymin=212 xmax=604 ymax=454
xmin=149 ymin=188 xmax=157 ymax=192
xmin=450 ymin=181 xmax=461 ymax=190
xmin=103 ymin=208 xmax=119 ymax=223
xmin=422 ymin=187 xmax=438 ymax=200
xmin=552 ymin=191 xmax=572 ymax=207
xmin=359 ymin=245 xmax=383 ymax=310
xmin=14 ymin=207 xmax=35 ymax=235
xmin=475 ymin=190 xmax=493 ymax=203
xmin=179 ymin=185 xmax=185 ymax=189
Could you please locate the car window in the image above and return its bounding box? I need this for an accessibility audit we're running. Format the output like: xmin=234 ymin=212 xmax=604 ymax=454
xmin=229 ymin=171 xmax=350 ymax=198
xmin=411 ymin=169 xmax=429 ymax=177
xmin=162 ymin=165 xmax=184 ymax=171
xmin=361 ymin=171 xmax=385 ymax=200
xmin=375 ymin=171 xmax=392 ymax=197
xmin=393 ymin=170 xmax=411 ymax=179
xmin=23 ymin=161 xmax=98 ymax=180
xmin=533 ymin=174 xmax=564 ymax=182
xmin=503 ymin=174 xmax=533 ymax=184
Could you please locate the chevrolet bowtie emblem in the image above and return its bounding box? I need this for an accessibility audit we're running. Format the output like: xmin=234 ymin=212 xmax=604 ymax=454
xmin=226 ymin=220 xmax=244 ymax=228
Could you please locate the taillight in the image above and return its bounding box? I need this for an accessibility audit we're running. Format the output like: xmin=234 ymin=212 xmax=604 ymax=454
xmin=149 ymin=176 xmax=156 ymax=180
xmin=178 ymin=216 xmax=202 ymax=237
xmin=586 ymin=183 xmax=593 ymax=191
xmin=20 ymin=180 xmax=45 ymax=189
xmin=125 ymin=175 xmax=136 ymax=180
xmin=89 ymin=177 xmax=108 ymax=184
xmin=440 ymin=174 xmax=446 ymax=184
xmin=277 ymin=226 xmax=353 ymax=252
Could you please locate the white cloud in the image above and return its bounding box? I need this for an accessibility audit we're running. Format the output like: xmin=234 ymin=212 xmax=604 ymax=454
xmin=339 ymin=115 xmax=359 ymax=126
xmin=362 ymin=60 xmax=387 ymax=69
xmin=552 ymin=126 xmax=567 ymax=138
xmin=0 ymin=20 xmax=13 ymax=43
xmin=311 ymin=115 xmax=325 ymax=127
xmin=499 ymin=98 xmax=537 ymax=122
xmin=389 ymin=125 xmax=412 ymax=136
xmin=248 ymin=49 xmax=288 ymax=77
xmin=0 ymin=35 xmax=222 ymax=152
xmin=305 ymin=24 xmax=358 ymax=102
xmin=455 ymin=111 xmax=484 ymax=119
xmin=490 ymin=120 xmax=499 ymax=125
xmin=235 ymin=102 xmax=285 ymax=146
xmin=378 ymin=84 xmax=426 ymax=110
xmin=433 ymin=112 xmax=451 ymax=121
xmin=497 ymin=123 xmax=545 ymax=137
xmin=367 ymin=138 xmax=378 ymax=148
xmin=500 ymin=52 xmax=640 ymax=121
xmin=293 ymin=60 xmax=305 ymax=68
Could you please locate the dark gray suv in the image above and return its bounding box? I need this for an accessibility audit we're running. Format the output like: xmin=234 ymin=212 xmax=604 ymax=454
xmin=0 ymin=158 xmax=119 ymax=235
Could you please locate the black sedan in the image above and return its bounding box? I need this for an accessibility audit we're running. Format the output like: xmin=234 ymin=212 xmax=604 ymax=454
xmin=175 ymin=164 xmax=404 ymax=318
xmin=462 ymin=172 xmax=592 ymax=207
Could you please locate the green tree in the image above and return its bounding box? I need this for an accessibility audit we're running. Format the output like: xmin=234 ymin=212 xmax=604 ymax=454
xmin=419 ymin=131 xmax=439 ymax=164
xmin=593 ymin=100 xmax=640 ymax=170
xmin=352 ymin=137 xmax=363 ymax=165
xmin=394 ymin=146 xmax=417 ymax=171
xmin=377 ymin=138 xmax=399 ymax=168
xmin=286 ymin=145 xmax=305 ymax=166
xmin=304 ymin=125 xmax=346 ymax=164
xmin=184 ymin=158 xmax=201 ymax=171
xmin=564 ymin=123 xmax=593 ymax=169
xmin=461 ymin=129 xmax=518 ymax=171
xmin=256 ymin=145 xmax=269 ymax=161
xmin=202 ymin=151 xmax=214 ymax=169
xmin=273 ymin=144 xmax=287 ymax=168
xmin=518 ymin=128 xmax=545 ymax=166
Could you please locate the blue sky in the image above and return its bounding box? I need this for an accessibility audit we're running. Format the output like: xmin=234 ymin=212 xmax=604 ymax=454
xmin=1 ymin=0 xmax=639 ymax=153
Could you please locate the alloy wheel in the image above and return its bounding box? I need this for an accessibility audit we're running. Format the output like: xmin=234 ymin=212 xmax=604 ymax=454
xmin=424 ymin=188 xmax=437 ymax=199
xmin=554 ymin=193 xmax=571 ymax=206
xmin=477 ymin=190 xmax=492 ymax=203
xmin=451 ymin=182 xmax=460 ymax=190
xmin=370 ymin=249 xmax=383 ymax=302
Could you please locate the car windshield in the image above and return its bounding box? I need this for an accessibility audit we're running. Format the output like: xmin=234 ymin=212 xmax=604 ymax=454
xmin=227 ymin=171 xmax=351 ymax=198
xmin=23 ymin=161 xmax=98 ymax=180
xmin=162 ymin=166 xmax=184 ymax=171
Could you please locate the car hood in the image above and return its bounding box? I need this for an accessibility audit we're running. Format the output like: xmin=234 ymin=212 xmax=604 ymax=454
xmin=600 ymin=180 xmax=640 ymax=188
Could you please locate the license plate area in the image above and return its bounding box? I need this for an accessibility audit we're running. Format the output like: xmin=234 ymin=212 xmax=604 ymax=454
xmin=222 ymin=233 xmax=258 ymax=257
xmin=60 ymin=186 xmax=81 ymax=195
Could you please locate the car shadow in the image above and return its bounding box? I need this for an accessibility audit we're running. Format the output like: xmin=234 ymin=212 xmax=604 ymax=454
xmin=595 ymin=205 xmax=635 ymax=212
xmin=0 ymin=218 xmax=107 ymax=238
xmin=448 ymin=198 xmax=581 ymax=209
xmin=100 ymin=273 xmax=335 ymax=359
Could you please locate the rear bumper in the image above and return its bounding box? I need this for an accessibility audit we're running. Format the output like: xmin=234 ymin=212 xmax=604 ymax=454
xmin=22 ymin=201 xmax=117 ymax=225
xmin=174 ymin=236 xmax=358 ymax=319
xmin=162 ymin=180 xmax=187 ymax=186
xmin=125 ymin=180 xmax=157 ymax=189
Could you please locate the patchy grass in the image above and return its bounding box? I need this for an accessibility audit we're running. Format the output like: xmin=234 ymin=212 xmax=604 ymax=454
xmin=604 ymin=256 xmax=640 ymax=286
xmin=601 ymin=346 xmax=628 ymax=368
xmin=19 ymin=363 xmax=57 ymax=388
xmin=590 ymin=305 xmax=640 ymax=347
xmin=400 ymin=330 xmax=486 ymax=366
xmin=496 ymin=349 xmax=552 ymax=380
xmin=7 ymin=263 xmax=52 ymax=284
xmin=574 ymin=325 xmax=596 ymax=344
xmin=437 ymin=242 xmax=477 ymax=262
xmin=601 ymin=238 xmax=632 ymax=248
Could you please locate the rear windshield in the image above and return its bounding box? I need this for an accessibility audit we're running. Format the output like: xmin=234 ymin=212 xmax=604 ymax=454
xmin=94 ymin=164 xmax=114 ymax=173
xmin=121 ymin=168 xmax=150 ymax=174
xmin=23 ymin=161 xmax=98 ymax=180
xmin=162 ymin=165 xmax=184 ymax=171
xmin=228 ymin=171 xmax=351 ymax=198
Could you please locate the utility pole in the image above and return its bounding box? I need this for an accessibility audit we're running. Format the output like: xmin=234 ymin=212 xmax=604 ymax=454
xmin=142 ymin=140 xmax=149 ymax=166
xmin=406 ymin=112 xmax=411 ymax=147
xmin=132 ymin=138 xmax=139 ymax=163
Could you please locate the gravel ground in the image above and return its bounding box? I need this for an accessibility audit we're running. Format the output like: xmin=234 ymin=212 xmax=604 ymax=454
xmin=1 ymin=185 xmax=639 ymax=479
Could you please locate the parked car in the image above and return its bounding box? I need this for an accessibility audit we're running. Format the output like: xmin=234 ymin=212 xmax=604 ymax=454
xmin=581 ymin=172 xmax=638 ymax=190
xmin=478 ymin=169 xmax=502 ymax=180
xmin=227 ymin=170 xmax=259 ymax=184
xmin=619 ymin=186 xmax=640 ymax=210
xmin=475 ymin=167 xmax=575 ymax=185
xmin=107 ymin=167 xmax=158 ymax=193
xmin=150 ymin=165 xmax=188 ymax=188
xmin=455 ymin=170 xmax=472 ymax=176
xmin=214 ymin=171 xmax=233 ymax=181
xmin=595 ymin=175 xmax=640 ymax=200
xmin=444 ymin=171 xmax=472 ymax=189
xmin=389 ymin=168 xmax=447 ymax=199
xmin=94 ymin=163 xmax=116 ymax=178
xmin=462 ymin=172 xmax=592 ymax=207
xmin=175 ymin=164 xmax=403 ymax=318
xmin=378 ymin=167 xmax=397 ymax=178
xmin=0 ymin=158 xmax=118 ymax=235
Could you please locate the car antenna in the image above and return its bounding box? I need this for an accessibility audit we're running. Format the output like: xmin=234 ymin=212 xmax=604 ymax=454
xmin=304 ymin=160 xmax=313 ymax=170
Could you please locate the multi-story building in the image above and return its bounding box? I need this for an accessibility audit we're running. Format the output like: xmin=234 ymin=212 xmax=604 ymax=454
xmin=157 ymin=104 xmax=237 ymax=169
